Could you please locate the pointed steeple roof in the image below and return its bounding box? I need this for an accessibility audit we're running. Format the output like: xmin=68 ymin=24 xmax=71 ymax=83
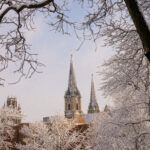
xmin=90 ymin=74 xmax=97 ymax=104
xmin=65 ymin=54 xmax=80 ymax=97
xmin=88 ymin=74 xmax=100 ymax=113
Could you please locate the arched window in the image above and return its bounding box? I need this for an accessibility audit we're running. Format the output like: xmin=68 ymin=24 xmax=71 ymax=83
xmin=76 ymin=104 xmax=79 ymax=110
xmin=68 ymin=104 xmax=71 ymax=110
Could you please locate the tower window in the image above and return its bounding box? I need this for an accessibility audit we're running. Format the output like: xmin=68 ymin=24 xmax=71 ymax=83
xmin=68 ymin=104 xmax=71 ymax=110
xmin=76 ymin=104 xmax=79 ymax=110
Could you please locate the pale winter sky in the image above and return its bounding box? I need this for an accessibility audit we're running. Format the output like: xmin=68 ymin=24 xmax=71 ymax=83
xmin=0 ymin=4 xmax=115 ymax=122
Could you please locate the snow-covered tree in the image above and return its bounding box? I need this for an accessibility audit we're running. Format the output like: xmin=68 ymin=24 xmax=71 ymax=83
xmin=0 ymin=107 xmax=22 ymax=150
xmin=16 ymin=122 xmax=51 ymax=150
xmin=86 ymin=107 xmax=150 ymax=149
xmin=90 ymin=36 xmax=150 ymax=149
xmin=49 ymin=115 xmax=86 ymax=150
xmin=17 ymin=115 xmax=85 ymax=150
xmin=83 ymin=112 xmax=112 ymax=150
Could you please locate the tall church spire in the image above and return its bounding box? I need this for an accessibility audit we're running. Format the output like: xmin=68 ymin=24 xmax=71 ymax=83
xmin=88 ymin=74 xmax=100 ymax=113
xmin=64 ymin=53 xmax=82 ymax=119
xmin=68 ymin=54 xmax=78 ymax=94
xmin=65 ymin=54 xmax=80 ymax=97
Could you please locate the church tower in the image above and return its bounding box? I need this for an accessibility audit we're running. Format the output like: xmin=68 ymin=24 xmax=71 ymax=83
xmin=64 ymin=54 xmax=82 ymax=119
xmin=3 ymin=97 xmax=22 ymax=124
xmin=88 ymin=74 xmax=100 ymax=113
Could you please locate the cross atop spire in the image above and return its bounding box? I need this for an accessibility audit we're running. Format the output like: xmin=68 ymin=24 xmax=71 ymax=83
xmin=88 ymin=74 xmax=100 ymax=113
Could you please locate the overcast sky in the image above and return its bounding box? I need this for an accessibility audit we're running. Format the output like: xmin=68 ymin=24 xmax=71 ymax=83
xmin=0 ymin=5 xmax=115 ymax=122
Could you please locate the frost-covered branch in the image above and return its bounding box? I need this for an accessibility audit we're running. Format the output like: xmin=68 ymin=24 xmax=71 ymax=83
xmin=0 ymin=0 xmax=71 ymax=85
xmin=16 ymin=115 xmax=85 ymax=150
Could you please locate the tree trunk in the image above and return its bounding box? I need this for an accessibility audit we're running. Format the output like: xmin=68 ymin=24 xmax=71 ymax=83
xmin=124 ymin=0 xmax=150 ymax=61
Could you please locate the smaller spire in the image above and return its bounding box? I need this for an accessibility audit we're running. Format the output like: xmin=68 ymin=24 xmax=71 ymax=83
xmin=88 ymin=74 xmax=100 ymax=113
xmin=90 ymin=74 xmax=96 ymax=103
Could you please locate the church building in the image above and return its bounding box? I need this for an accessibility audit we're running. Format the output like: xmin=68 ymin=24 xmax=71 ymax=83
xmin=64 ymin=54 xmax=100 ymax=120
xmin=43 ymin=54 xmax=111 ymax=125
